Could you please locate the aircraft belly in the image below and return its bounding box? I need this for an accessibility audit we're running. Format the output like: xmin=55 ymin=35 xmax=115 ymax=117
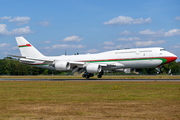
xmin=122 ymin=59 xmax=162 ymax=68
xmin=102 ymin=66 xmax=123 ymax=70
xmin=40 ymin=65 xmax=55 ymax=70
xmin=99 ymin=61 xmax=124 ymax=70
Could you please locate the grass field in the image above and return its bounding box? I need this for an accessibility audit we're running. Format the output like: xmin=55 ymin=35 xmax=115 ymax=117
xmin=0 ymin=81 xmax=179 ymax=120
xmin=1 ymin=75 xmax=180 ymax=79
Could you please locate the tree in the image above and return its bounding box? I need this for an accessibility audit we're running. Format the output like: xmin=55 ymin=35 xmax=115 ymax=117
xmin=43 ymin=69 xmax=49 ymax=75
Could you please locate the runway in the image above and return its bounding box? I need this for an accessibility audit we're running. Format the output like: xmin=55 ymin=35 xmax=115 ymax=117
xmin=0 ymin=78 xmax=180 ymax=81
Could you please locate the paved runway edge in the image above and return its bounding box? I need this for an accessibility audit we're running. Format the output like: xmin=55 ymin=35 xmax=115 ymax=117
xmin=0 ymin=79 xmax=180 ymax=81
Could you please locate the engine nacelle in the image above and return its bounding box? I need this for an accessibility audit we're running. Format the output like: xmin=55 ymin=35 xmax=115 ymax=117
xmin=86 ymin=64 xmax=102 ymax=73
xmin=54 ymin=61 xmax=70 ymax=71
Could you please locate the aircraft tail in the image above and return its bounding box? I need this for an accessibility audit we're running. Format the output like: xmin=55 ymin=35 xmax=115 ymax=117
xmin=16 ymin=36 xmax=44 ymax=58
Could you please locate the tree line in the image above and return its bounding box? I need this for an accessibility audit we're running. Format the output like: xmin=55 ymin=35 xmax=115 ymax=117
xmin=0 ymin=57 xmax=72 ymax=75
xmin=0 ymin=57 xmax=180 ymax=75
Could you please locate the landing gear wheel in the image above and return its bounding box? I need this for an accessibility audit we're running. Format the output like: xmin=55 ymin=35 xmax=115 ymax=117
xmin=86 ymin=75 xmax=90 ymax=79
xmin=100 ymin=70 xmax=104 ymax=75
xmin=82 ymin=68 xmax=94 ymax=79
xmin=97 ymin=75 xmax=102 ymax=78
xmin=97 ymin=70 xmax=103 ymax=78
xmin=89 ymin=73 xmax=94 ymax=77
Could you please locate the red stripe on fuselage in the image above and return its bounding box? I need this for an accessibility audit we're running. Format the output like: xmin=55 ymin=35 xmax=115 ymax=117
xmin=78 ymin=56 xmax=177 ymax=63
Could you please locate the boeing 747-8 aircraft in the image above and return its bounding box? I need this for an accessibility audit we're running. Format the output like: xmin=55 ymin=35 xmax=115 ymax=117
xmin=9 ymin=37 xmax=177 ymax=79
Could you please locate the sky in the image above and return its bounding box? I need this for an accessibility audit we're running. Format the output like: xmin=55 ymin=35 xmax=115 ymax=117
xmin=0 ymin=0 xmax=180 ymax=61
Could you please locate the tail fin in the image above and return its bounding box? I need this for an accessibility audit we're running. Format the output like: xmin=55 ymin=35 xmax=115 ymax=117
xmin=16 ymin=36 xmax=44 ymax=58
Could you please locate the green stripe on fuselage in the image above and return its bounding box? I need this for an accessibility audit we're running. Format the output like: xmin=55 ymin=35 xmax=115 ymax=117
xmin=154 ymin=58 xmax=167 ymax=65
xmin=86 ymin=58 xmax=167 ymax=65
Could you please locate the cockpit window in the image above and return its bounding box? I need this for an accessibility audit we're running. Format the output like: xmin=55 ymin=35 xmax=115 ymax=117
xmin=160 ymin=49 xmax=166 ymax=51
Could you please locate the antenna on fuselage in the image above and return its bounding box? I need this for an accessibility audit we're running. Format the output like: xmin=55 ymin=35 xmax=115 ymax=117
xmin=65 ymin=50 xmax=67 ymax=55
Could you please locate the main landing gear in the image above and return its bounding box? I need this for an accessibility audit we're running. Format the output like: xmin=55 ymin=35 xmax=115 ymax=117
xmin=97 ymin=70 xmax=104 ymax=78
xmin=82 ymin=72 xmax=94 ymax=79
xmin=82 ymin=70 xmax=104 ymax=79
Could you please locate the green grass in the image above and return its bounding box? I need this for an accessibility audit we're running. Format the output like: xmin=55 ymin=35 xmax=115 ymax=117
xmin=0 ymin=81 xmax=179 ymax=102
xmin=0 ymin=81 xmax=179 ymax=119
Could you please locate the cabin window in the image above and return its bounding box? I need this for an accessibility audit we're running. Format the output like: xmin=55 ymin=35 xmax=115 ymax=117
xmin=115 ymin=51 xmax=136 ymax=54
xmin=140 ymin=50 xmax=152 ymax=52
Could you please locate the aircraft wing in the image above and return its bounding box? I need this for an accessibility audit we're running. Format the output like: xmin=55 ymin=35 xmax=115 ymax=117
xmin=8 ymin=54 xmax=124 ymax=70
xmin=8 ymin=54 xmax=85 ymax=67
xmin=8 ymin=54 xmax=54 ymax=62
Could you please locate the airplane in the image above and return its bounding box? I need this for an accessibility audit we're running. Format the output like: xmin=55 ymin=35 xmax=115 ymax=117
xmin=9 ymin=36 xmax=177 ymax=79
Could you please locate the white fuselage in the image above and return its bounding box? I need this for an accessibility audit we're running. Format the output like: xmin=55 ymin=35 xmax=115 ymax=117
xmin=23 ymin=47 xmax=177 ymax=71
xmin=13 ymin=36 xmax=177 ymax=78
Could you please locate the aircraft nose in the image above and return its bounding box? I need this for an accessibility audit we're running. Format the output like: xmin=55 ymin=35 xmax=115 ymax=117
xmin=171 ymin=56 xmax=177 ymax=61
xmin=172 ymin=53 xmax=177 ymax=60
xmin=173 ymin=55 xmax=177 ymax=61
xmin=165 ymin=55 xmax=177 ymax=64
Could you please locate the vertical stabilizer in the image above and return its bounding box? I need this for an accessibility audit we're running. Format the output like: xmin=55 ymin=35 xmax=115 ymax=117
xmin=16 ymin=36 xmax=44 ymax=58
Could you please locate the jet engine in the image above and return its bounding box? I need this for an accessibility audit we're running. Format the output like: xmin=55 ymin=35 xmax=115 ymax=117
xmin=54 ymin=61 xmax=70 ymax=71
xmin=86 ymin=64 xmax=102 ymax=73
